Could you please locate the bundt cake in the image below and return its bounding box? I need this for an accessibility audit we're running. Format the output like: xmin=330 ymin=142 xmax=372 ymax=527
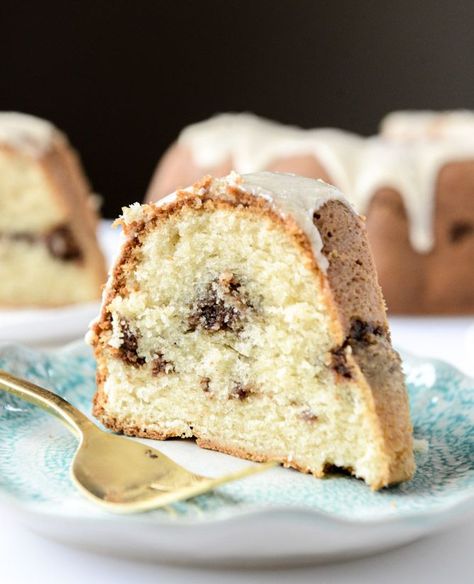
xmin=146 ymin=112 xmax=474 ymax=314
xmin=0 ymin=112 xmax=107 ymax=306
xmin=89 ymin=172 xmax=415 ymax=490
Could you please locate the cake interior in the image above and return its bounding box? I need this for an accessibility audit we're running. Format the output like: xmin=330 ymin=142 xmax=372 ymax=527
xmin=99 ymin=202 xmax=393 ymax=487
xmin=0 ymin=148 xmax=102 ymax=306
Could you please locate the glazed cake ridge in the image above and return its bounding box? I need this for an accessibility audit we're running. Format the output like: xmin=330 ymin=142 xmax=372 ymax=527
xmin=178 ymin=112 xmax=361 ymax=172
xmin=175 ymin=112 xmax=474 ymax=252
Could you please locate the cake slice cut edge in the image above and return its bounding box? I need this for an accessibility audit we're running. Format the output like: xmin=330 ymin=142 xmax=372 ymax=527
xmin=89 ymin=172 xmax=415 ymax=490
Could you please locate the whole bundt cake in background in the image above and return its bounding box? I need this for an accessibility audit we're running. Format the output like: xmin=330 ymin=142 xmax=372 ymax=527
xmin=0 ymin=112 xmax=107 ymax=306
xmin=146 ymin=112 xmax=474 ymax=314
xmin=89 ymin=172 xmax=415 ymax=490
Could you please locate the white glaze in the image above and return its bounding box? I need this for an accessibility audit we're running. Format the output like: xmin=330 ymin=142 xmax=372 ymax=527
xmin=381 ymin=110 xmax=474 ymax=140
xmin=238 ymin=172 xmax=350 ymax=272
xmin=179 ymin=113 xmax=362 ymax=190
xmin=0 ymin=112 xmax=60 ymax=157
xmin=179 ymin=112 xmax=474 ymax=253
xmin=353 ymin=138 xmax=474 ymax=251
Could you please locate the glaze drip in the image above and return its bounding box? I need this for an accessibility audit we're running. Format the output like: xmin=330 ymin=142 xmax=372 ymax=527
xmin=179 ymin=112 xmax=474 ymax=253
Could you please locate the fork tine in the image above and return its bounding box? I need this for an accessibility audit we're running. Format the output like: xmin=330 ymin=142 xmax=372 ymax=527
xmin=79 ymin=461 xmax=278 ymax=513
xmin=149 ymin=460 xmax=277 ymax=493
xmin=139 ymin=460 xmax=278 ymax=512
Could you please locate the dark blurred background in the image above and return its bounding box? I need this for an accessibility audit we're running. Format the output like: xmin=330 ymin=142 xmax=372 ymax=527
xmin=1 ymin=0 xmax=473 ymax=217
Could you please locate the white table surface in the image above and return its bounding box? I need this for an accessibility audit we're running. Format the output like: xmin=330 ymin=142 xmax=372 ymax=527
xmin=0 ymin=510 xmax=472 ymax=584
xmin=1 ymin=221 xmax=473 ymax=584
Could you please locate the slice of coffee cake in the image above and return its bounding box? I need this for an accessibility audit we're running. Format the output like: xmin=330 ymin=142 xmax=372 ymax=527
xmin=89 ymin=172 xmax=414 ymax=489
xmin=0 ymin=112 xmax=106 ymax=306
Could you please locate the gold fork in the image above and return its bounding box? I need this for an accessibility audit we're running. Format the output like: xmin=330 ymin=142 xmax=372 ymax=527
xmin=0 ymin=370 xmax=276 ymax=513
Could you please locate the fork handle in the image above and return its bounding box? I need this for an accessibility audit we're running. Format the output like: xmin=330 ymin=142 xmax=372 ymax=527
xmin=0 ymin=369 xmax=95 ymax=437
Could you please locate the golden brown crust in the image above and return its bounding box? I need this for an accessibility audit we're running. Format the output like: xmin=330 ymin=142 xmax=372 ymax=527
xmin=347 ymin=342 xmax=414 ymax=488
xmin=316 ymin=201 xmax=415 ymax=487
xmin=315 ymin=201 xmax=387 ymax=336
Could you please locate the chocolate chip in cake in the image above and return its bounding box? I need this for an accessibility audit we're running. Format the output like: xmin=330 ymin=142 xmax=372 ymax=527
xmin=323 ymin=463 xmax=354 ymax=477
xmin=350 ymin=319 xmax=384 ymax=344
xmin=118 ymin=319 xmax=146 ymax=367
xmin=151 ymin=352 xmax=174 ymax=376
xmin=330 ymin=346 xmax=353 ymax=379
xmin=300 ymin=409 xmax=318 ymax=423
xmin=200 ymin=377 xmax=211 ymax=393
xmin=229 ymin=382 xmax=255 ymax=400
xmin=188 ymin=272 xmax=252 ymax=333
xmin=45 ymin=225 xmax=82 ymax=261
xmin=3 ymin=232 xmax=36 ymax=245
xmin=1 ymin=225 xmax=82 ymax=262
xmin=450 ymin=221 xmax=473 ymax=243
xmin=188 ymin=293 xmax=239 ymax=332
xmin=329 ymin=319 xmax=385 ymax=378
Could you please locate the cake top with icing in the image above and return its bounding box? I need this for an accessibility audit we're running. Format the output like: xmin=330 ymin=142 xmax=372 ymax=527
xmin=122 ymin=171 xmax=351 ymax=273
xmin=178 ymin=112 xmax=474 ymax=253
xmin=0 ymin=112 xmax=63 ymax=157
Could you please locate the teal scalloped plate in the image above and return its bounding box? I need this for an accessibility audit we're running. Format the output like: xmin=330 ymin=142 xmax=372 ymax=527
xmin=0 ymin=342 xmax=473 ymax=566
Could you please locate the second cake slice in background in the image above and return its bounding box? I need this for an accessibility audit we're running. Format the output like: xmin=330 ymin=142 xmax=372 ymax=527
xmin=0 ymin=112 xmax=107 ymax=307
